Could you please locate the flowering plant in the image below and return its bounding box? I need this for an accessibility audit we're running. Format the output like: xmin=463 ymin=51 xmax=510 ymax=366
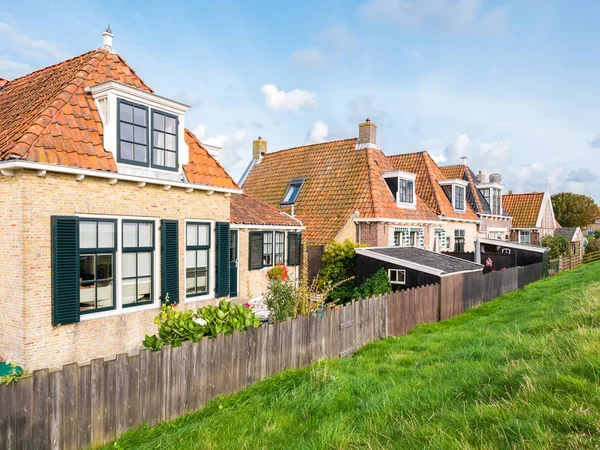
xmin=267 ymin=263 xmax=289 ymax=281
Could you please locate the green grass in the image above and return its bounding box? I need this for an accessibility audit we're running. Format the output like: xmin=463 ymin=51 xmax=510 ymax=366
xmin=104 ymin=264 xmax=600 ymax=449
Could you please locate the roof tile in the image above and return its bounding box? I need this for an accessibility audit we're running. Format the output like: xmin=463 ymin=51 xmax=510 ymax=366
xmin=502 ymin=193 xmax=545 ymax=228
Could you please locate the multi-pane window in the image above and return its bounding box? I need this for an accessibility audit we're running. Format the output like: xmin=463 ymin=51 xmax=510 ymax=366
xmin=398 ymin=179 xmax=414 ymax=204
xmin=152 ymin=110 xmax=178 ymax=170
xmin=274 ymin=232 xmax=285 ymax=264
xmin=492 ymin=188 xmax=502 ymax=215
xmin=388 ymin=269 xmax=406 ymax=285
xmin=79 ymin=220 xmax=116 ymax=313
xmin=122 ymin=221 xmax=154 ymax=307
xmin=454 ymin=229 xmax=465 ymax=252
xmin=393 ymin=230 xmax=404 ymax=246
xmin=520 ymin=231 xmax=531 ymax=245
xmin=454 ymin=186 xmax=465 ymax=211
xmin=263 ymin=232 xmax=274 ymax=266
xmin=186 ymin=223 xmax=210 ymax=297
xmin=118 ymin=100 xmax=148 ymax=166
xmin=482 ymin=188 xmax=490 ymax=207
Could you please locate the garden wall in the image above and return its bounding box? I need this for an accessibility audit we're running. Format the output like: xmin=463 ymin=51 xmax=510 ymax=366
xmin=0 ymin=264 xmax=542 ymax=450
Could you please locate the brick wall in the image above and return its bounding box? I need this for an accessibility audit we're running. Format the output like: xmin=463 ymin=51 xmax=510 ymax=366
xmin=0 ymin=170 xmax=231 ymax=370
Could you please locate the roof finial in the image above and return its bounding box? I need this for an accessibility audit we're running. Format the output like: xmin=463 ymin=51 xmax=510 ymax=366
xmin=106 ymin=24 xmax=112 ymax=34
xmin=258 ymin=136 xmax=262 ymax=140
xmin=101 ymin=25 xmax=114 ymax=52
xmin=365 ymin=117 xmax=371 ymax=122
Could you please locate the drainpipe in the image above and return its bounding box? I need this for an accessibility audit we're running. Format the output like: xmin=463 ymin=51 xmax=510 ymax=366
xmin=475 ymin=238 xmax=481 ymax=264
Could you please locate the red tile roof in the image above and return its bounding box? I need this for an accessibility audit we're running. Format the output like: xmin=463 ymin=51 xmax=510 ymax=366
xmin=242 ymin=139 xmax=438 ymax=245
xmin=0 ymin=49 xmax=238 ymax=190
xmin=231 ymin=194 xmax=302 ymax=227
xmin=184 ymin=130 xmax=238 ymax=189
xmin=439 ymin=164 xmax=487 ymax=214
xmin=502 ymin=193 xmax=544 ymax=228
xmin=388 ymin=152 xmax=479 ymax=221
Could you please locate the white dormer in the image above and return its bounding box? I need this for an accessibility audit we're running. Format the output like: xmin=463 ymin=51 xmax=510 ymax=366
xmin=478 ymin=181 xmax=504 ymax=216
xmin=439 ymin=179 xmax=468 ymax=212
xmin=383 ymin=170 xmax=417 ymax=209
xmin=87 ymin=81 xmax=190 ymax=182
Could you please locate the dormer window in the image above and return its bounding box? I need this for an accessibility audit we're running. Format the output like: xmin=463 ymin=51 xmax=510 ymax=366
xmin=479 ymin=183 xmax=504 ymax=216
xmin=152 ymin=110 xmax=178 ymax=170
xmin=281 ymin=178 xmax=305 ymax=205
xmin=439 ymin=179 xmax=468 ymax=212
xmin=383 ymin=170 xmax=417 ymax=208
xmin=118 ymin=99 xmax=148 ymax=166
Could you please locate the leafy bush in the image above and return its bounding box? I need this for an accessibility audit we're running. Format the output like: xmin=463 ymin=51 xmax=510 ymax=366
xmin=586 ymin=236 xmax=600 ymax=253
xmin=353 ymin=268 xmax=392 ymax=299
xmin=267 ymin=263 xmax=289 ymax=281
xmin=541 ymin=235 xmax=570 ymax=259
xmin=318 ymin=239 xmax=364 ymax=303
xmin=0 ymin=362 xmax=25 ymax=385
xmin=143 ymin=300 xmax=261 ymax=351
xmin=265 ymin=279 xmax=297 ymax=322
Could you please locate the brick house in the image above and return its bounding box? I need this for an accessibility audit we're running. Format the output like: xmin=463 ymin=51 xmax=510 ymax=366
xmin=439 ymin=161 xmax=512 ymax=240
xmin=0 ymin=31 xmax=296 ymax=370
xmin=241 ymin=120 xmax=445 ymax=267
xmin=502 ymin=192 xmax=558 ymax=245
xmin=387 ymin=152 xmax=480 ymax=253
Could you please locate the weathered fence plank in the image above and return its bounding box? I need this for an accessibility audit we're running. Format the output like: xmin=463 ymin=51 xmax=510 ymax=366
xmin=32 ymin=369 xmax=50 ymax=450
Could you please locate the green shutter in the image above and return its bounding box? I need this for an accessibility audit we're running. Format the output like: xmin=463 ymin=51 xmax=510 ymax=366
xmin=215 ymin=222 xmax=230 ymax=297
xmin=287 ymin=232 xmax=301 ymax=266
xmin=161 ymin=219 xmax=179 ymax=304
xmin=249 ymin=231 xmax=263 ymax=270
xmin=52 ymin=216 xmax=80 ymax=326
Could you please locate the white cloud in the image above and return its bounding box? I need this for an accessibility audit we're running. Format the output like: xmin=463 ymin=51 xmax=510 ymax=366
xmin=290 ymin=49 xmax=324 ymax=68
xmin=444 ymin=133 xmax=470 ymax=160
xmin=193 ymin=123 xmax=207 ymax=140
xmin=322 ymin=24 xmax=357 ymax=51
xmin=260 ymin=84 xmax=317 ymax=112
xmin=0 ymin=58 xmax=32 ymax=79
xmin=0 ymin=22 xmax=67 ymax=59
xmin=357 ymin=0 xmax=506 ymax=35
xmin=589 ymin=135 xmax=600 ymax=149
xmin=306 ymin=120 xmax=329 ymax=144
xmin=477 ymin=139 xmax=512 ymax=170
xmin=430 ymin=153 xmax=447 ymax=164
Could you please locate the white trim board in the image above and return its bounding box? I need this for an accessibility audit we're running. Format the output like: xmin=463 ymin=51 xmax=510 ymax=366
xmin=479 ymin=237 xmax=548 ymax=253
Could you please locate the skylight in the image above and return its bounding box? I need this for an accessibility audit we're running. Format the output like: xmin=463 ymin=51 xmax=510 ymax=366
xmin=281 ymin=178 xmax=305 ymax=205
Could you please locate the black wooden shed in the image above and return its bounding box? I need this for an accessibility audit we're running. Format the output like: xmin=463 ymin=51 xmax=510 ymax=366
xmin=356 ymin=247 xmax=483 ymax=291
xmin=479 ymin=238 xmax=549 ymax=272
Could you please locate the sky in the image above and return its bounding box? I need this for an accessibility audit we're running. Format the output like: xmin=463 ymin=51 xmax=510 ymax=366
xmin=1 ymin=0 xmax=600 ymax=200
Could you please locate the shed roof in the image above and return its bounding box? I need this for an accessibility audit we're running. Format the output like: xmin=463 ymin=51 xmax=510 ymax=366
xmin=554 ymin=227 xmax=581 ymax=242
xmin=356 ymin=246 xmax=483 ymax=276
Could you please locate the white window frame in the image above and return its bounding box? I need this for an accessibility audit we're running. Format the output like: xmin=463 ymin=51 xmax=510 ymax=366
xmin=382 ymin=170 xmax=417 ymax=209
xmin=388 ymin=269 xmax=406 ymax=285
xmin=77 ymin=214 xmax=161 ymax=321
xmin=184 ymin=219 xmax=216 ymax=303
xmin=520 ymin=230 xmax=531 ymax=245
xmin=439 ymin=179 xmax=468 ymax=212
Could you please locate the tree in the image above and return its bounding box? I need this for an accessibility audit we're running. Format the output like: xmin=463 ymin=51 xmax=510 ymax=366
xmin=551 ymin=192 xmax=600 ymax=228
xmin=318 ymin=239 xmax=364 ymax=303
xmin=540 ymin=235 xmax=570 ymax=259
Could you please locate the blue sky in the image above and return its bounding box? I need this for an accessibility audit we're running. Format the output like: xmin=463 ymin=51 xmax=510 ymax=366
xmin=2 ymin=0 xmax=600 ymax=200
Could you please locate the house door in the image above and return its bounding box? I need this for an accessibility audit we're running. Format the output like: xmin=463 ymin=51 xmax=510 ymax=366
xmin=229 ymin=230 xmax=238 ymax=297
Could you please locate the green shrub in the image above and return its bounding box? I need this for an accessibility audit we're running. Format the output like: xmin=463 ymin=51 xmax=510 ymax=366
xmin=265 ymin=279 xmax=297 ymax=322
xmin=585 ymin=236 xmax=600 ymax=253
xmin=143 ymin=299 xmax=261 ymax=351
xmin=541 ymin=235 xmax=570 ymax=259
xmin=353 ymin=268 xmax=392 ymax=299
xmin=318 ymin=239 xmax=364 ymax=303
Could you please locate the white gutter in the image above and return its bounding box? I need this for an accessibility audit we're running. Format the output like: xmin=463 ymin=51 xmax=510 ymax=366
xmin=478 ymin=213 xmax=513 ymax=219
xmin=354 ymin=218 xmax=444 ymax=225
xmin=0 ymin=161 xmax=242 ymax=194
xmin=230 ymin=224 xmax=304 ymax=231
xmin=439 ymin=216 xmax=481 ymax=224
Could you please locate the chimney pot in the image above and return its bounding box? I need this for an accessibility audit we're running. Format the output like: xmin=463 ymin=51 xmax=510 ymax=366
xmin=461 ymin=156 xmax=468 ymax=166
xmin=358 ymin=118 xmax=377 ymax=147
xmin=477 ymin=171 xmax=486 ymax=183
xmin=253 ymin=137 xmax=267 ymax=160
xmin=101 ymin=26 xmax=114 ymax=52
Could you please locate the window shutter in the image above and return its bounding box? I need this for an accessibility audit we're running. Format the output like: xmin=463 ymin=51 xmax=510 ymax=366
xmin=161 ymin=219 xmax=179 ymax=304
xmin=215 ymin=222 xmax=230 ymax=297
xmin=52 ymin=216 xmax=80 ymax=326
xmin=249 ymin=231 xmax=263 ymax=270
xmin=287 ymin=232 xmax=301 ymax=266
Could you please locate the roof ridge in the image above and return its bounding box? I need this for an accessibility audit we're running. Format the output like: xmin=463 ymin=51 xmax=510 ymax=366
xmin=503 ymin=192 xmax=544 ymax=196
xmin=18 ymin=50 xmax=109 ymax=160
xmin=265 ymin=137 xmax=357 ymax=157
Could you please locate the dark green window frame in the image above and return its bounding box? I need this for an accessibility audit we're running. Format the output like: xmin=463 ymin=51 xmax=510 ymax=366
xmin=274 ymin=231 xmax=285 ymax=264
xmin=117 ymin=98 xmax=149 ymax=167
xmin=122 ymin=220 xmax=155 ymax=308
xmin=186 ymin=222 xmax=211 ymax=297
xmin=287 ymin=232 xmax=301 ymax=266
xmin=248 ymin=231 xmax=263 ymax=270
xmin=151 ymin=108 xmax=179 ymax=171
xmin=262 ymin=231 xmax=274 ymax=267
xmin=79 ymin=219 xmax=117 ymax=315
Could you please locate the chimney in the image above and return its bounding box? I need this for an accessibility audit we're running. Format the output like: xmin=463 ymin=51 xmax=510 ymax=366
xmin=358 ymin=118 xmax=377 ymax=147
xmin=477 ymin=171 xmax=486 ymax=183
xmin=253 ymin=136 xmax=267 ymax=160
xmin=508 ymin=189 xmax=513 ymax=195
xmin=101 ymin=25 xmax=114 ymax=52
xmin=461 ymin=156 xmax=468 ymax=166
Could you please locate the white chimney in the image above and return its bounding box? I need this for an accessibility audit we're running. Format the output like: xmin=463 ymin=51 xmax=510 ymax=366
xmin=461 ymin=156 xmax=468 ymax=166
xmin=101 ymin=25 xmax=114 ymax=52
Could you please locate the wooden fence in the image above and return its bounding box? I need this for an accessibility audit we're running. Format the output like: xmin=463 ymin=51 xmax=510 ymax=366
xmin=559 ymin=255 xmax=582 ymax=272
xmin=0 ymin=265 xmax=543 ymax=450
xmin=583 ymin=250 xmax=600 ymax=265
